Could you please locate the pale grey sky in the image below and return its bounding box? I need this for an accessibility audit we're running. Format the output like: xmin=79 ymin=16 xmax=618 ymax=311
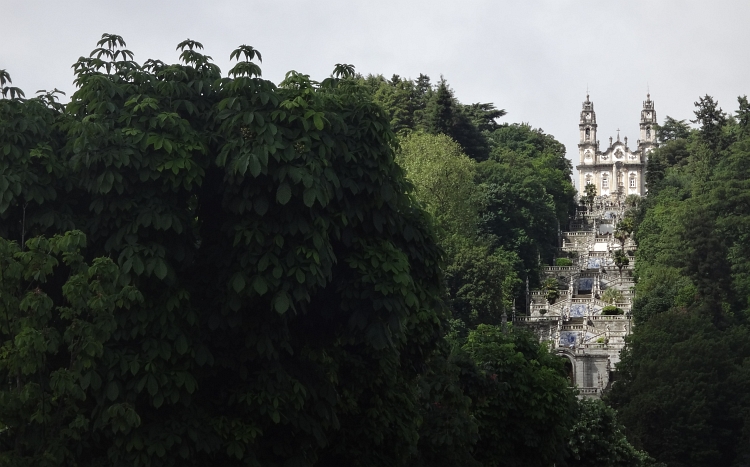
xmin=2 ymin=0 xmax=750 ymax=176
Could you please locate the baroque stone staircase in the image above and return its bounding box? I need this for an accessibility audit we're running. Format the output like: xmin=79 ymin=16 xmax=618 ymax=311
xmin=514 ymin=199 xmax=635 ymax=398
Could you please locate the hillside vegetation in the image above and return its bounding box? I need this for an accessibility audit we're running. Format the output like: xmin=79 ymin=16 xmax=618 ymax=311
xmin=609 ymin=96 xmax=750 ymax=467
xmin=0 ymin=35 xmax=654 ymax=466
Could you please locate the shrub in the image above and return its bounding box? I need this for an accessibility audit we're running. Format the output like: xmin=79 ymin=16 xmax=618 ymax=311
xmin=556 ymin=258 xmax=573 ymax=267
xmin=601 ymin=305 xmax=624 ymax=315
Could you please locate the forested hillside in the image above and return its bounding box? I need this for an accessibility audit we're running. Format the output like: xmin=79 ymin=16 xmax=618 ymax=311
xmin=0 ymin=35 xmax=655 ymax=466
xmin=609 ymin=96 xmax=750 ymax=467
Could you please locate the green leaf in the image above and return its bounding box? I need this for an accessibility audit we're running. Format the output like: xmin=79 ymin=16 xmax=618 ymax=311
xmin=252 ymin=276 xmax=268 ymax=295
xmin=303 ymin=188 xmax=316 ymax=207
xmin=106 ymin=381 xmax=119 ymax=401
xmin=254 ymin=197 xmax=268 ymax=215
xmin=132 ymin=256 xmax=145 ymax=275
xmin=249 ymin=155 xmax=261 ymax=177
xmin=232 ymin=273 xmax=246 ymax=293
xmin=274 ymin=293 xmax=290 ymax=314
xmin=313 ymin=114 xmax=324 ymax=130
xmin=154 ymin=259 xmax=168 ymax=280
xmin=81 ymin=371 xmax=92 ymax=390
xmin=277 ymin=183 xmax=292 ymax=205
xmin=147 ymin=375 xmax=158 ymax=396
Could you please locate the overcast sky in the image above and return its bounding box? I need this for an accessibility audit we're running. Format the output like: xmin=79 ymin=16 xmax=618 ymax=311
xmin=3 ymin=1 xmax=750 ymax=176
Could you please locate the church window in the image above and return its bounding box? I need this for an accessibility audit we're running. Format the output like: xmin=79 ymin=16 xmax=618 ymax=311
xmin=629 ymin=174 xmax=637 ymax=188
xmin=646 ymin=126 xmax=651 ymax=139
xmin=585 ymin=128 xmax=590 ymax=140
xmin=601 ymin=174 xmax=609 ymax=189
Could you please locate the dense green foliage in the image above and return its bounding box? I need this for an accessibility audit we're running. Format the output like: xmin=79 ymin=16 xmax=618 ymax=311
xmin=1 ymin=35 xmax=448 ymax=466
xmin=567 ymin=399 xmax=659 ymax=467
xmin=463 ymin=326 xmax=576 ymax=467
xmin=365 ymin=74 xmax=576 ymax=290
xmin=0 ymin=231 xmax=143 ymax=466
xmin=600 ymin=305 xmax=624 ymax=316
xmin=610 ymin=95 xmax=750 ymax=467
xmin=0 ymin=35 xmax=648 ymax=467
xmin=362 ymin=74 xmax=504 ymax=161
xmin=382 ymin=76 xmax=576 ymax=312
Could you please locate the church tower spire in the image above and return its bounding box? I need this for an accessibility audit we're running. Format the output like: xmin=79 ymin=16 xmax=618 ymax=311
xmin=579 ymin=94 xmax=597 ymax=165
xmin=639 ymin=93 xmax=657 ymax=147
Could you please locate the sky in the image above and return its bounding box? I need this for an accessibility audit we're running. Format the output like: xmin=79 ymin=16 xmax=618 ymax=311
xmin=2 ymin=0 xmax=750 ymax=178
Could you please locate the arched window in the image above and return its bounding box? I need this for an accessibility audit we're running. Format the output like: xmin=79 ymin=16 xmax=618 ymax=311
xmin=646 ymin=126 xmax=651 ymax=139
xmin=601 ymin=173 xmax=609 ymax=189
xmin=629 ymin=173 xmax=637 ymax=188
xmin=585 ymin=127 xmax=591 ymax=140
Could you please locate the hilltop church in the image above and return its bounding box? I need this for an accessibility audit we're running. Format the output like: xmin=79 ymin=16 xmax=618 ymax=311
xmin=512 ymin=94 xmax=658 ymax=398
xmin=576 ymin=94 xmax=656 ymax=199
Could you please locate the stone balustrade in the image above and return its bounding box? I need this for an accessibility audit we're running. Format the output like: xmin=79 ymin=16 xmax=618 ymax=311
xmin=543 ymin=266 xmax=576 ymax=272
xmin=592 ymin=315 xmax=630 ymax=321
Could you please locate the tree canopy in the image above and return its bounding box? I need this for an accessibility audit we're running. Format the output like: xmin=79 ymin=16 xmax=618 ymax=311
xmin=610 ymin=94 xmax=750 ymax=467
xmin=0 ymin=34 xmax=447 ymax=467
xmin=0 ymin=34 xmax=648 ymax=467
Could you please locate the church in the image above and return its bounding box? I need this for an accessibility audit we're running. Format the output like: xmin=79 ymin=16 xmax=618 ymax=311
xmin=576 ymin=94 xmax=656 ymax=199
xmin=511 ymin=95 xmax=658 ymax=398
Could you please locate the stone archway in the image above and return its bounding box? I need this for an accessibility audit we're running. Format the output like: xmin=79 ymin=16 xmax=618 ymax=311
xmin=556 ymin=350 xmax=576 ymax=386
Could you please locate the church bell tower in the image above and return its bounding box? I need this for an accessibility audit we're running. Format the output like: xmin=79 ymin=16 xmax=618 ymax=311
xmin=579 ymin=94 xmax=597 ymax=165
xmin=638 ymin=93 xmax=657 ymax=155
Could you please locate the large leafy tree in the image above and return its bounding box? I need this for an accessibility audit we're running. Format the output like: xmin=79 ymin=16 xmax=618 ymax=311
xmin=475 ymin=157 xmax=562 ymax=286
xmin=396 ymin=132 xmax=478 ymax=240
xmin=609 ymin=312 xmax=750 ymax=467
xmin=363 ymin=74 xmax=418 ymax=134
xmin=0 ymin=35 xmax=446 ymax=467
xmin=567 ymin=399 xmax=659 ymax=467
xmin=396 ymin=132 xmax=519 ymax=326
xmin=463 ymin=325 xmax=576 ymax=467
xmin=366 ymin=74 xmax=505 ymax=161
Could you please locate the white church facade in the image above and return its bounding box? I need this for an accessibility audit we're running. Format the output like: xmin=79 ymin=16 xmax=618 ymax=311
xmin=512 ymin=96 xmax=658 ymax=398
xmin=576 ymin=94 xmax=656 ymax=199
